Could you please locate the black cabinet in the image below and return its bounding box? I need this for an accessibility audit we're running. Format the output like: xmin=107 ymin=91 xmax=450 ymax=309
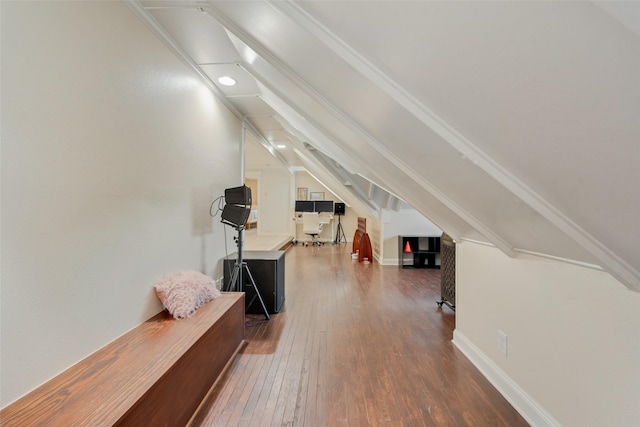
xmin=399 ymin=236 xmax=441 ymax=269
xmin=224 ymin=250 xmax=285 ymax=314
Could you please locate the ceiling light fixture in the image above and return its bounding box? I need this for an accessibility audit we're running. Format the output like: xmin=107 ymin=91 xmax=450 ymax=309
xmin=276 ymin=144 xmax=287 ymax=149
xmin=218 ymin=76 xmax=236 ymax=86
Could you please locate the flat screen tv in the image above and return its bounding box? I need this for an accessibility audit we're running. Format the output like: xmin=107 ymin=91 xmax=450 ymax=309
xmin=314 ymin=200 xmax=334 ymax=213
xmin=295 ymin=200 xmax=314 ymax=212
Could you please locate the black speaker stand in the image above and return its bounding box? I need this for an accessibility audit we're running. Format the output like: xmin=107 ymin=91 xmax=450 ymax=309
xmin=225 ymin=228 xmax=270 ymax=320
xmin=334 ymin=214 xmax=347 ymax=244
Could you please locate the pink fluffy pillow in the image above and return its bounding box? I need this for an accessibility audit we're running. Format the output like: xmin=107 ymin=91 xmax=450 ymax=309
xmin=154 ymin=271 xmax=221 ymax=319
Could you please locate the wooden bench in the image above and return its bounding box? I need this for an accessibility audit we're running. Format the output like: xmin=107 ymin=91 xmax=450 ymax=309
xmin=0 ymin=292 xmax=245 ymax=426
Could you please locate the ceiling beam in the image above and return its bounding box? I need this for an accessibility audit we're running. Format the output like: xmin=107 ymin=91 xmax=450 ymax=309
xmin=204 ymin=2 xmax=515 ymax=257
xmin=271 ymin=1 xmax=640 ymax=291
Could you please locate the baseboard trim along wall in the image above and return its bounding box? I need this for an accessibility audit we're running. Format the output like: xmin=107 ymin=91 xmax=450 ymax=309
xmin=452 ymin=330 xmax=560 ymax=427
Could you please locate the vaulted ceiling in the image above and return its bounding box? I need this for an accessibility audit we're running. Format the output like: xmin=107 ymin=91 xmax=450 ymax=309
xmin=130 ymin=1 xmax=640 ymax=292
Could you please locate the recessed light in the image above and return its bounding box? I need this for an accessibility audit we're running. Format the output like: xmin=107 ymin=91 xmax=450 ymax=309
xmin=276 ymin=144 xmax=287 ymax=149
xmin=218 ymin=76 xmax=236 ymax=86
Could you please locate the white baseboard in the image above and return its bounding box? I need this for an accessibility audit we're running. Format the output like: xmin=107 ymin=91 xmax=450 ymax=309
xmin=452 ymin=330 xmax=560 ymax=427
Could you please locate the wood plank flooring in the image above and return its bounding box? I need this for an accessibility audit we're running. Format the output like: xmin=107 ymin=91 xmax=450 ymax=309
xmin=192 ymin=244 xmax=529 ymax=427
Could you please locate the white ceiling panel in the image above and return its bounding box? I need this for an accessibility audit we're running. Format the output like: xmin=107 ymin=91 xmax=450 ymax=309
xmin=200 ymin=63 xmax=261 ymax=96
xmin=146 ymin=6 xmax=241 ymax=65
xmin=225 ymin=96 xmax=273 ymax=117
xmin=292 ymin=1 xmax=640 ymax=274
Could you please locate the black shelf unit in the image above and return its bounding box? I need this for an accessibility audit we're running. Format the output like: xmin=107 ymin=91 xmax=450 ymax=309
xmin=399 ymin=236 xmax=441 ymax=269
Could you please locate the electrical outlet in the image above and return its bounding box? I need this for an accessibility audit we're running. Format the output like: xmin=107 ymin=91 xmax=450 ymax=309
xmin=497 ymin=330 xmax=508 ymax=356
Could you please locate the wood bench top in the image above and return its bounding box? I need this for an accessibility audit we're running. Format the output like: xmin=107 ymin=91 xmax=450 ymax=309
xmin=0 ymin=292 xmax=244 ymax=426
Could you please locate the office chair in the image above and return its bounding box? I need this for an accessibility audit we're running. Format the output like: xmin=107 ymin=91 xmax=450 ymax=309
xmin=302 ymin=212 xmax=323 ymax=246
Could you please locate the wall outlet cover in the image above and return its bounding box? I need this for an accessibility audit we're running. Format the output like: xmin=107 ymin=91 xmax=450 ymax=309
xmin=498 ymin=330 xmax=508 ymax=356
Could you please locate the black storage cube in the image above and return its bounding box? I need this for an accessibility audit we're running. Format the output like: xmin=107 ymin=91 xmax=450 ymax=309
xmin=223 ymin=250 xmax=285 ymax=314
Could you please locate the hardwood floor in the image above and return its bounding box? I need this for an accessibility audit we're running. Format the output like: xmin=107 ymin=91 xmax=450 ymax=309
xmin=192 ymin=244 xmax=528 ymax=427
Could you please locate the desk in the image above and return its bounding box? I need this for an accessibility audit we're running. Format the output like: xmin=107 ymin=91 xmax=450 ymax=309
xmin=294 ymin=213 xmax=334 ymax=243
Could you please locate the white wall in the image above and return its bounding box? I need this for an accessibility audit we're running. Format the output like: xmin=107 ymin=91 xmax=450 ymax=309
xmin=380 ymin=209 xmax=442 ymax=264
xmin=294 ymin=171 xmax=357 ymax=243
xmin=455 ymin=241 xmax=640 ymax=427
xmin=246 ymin=168 xmax=292 ymax=235
xmin=1 ymin=1 xmax=242 ymax=406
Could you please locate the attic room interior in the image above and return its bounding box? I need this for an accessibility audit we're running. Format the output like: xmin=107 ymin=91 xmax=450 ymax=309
xmin=1 ymin=1 xmax=639 ymax=426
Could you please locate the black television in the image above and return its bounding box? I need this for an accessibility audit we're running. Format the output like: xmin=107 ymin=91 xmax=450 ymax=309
xmin=295 ymin=200 xmax=314 ymax=212
xmin=314 ymin=200 xmax=334 ymax=213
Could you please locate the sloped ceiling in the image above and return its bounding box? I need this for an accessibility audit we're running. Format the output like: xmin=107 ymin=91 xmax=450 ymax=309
xmin=132 ymin=1 xmax=640 ymax=292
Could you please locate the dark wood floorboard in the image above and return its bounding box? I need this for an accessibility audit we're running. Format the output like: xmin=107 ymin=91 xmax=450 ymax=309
xmin=192 ymin=244 xmax=529 ymax=427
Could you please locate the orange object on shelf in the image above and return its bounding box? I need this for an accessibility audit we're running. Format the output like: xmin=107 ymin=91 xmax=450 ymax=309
xmin=404 ymin=241 xmax=412 ymax=253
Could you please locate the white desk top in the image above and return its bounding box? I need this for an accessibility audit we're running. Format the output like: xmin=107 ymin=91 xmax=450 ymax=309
xmin=294 ymin=213 xmax=333 ymax=224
